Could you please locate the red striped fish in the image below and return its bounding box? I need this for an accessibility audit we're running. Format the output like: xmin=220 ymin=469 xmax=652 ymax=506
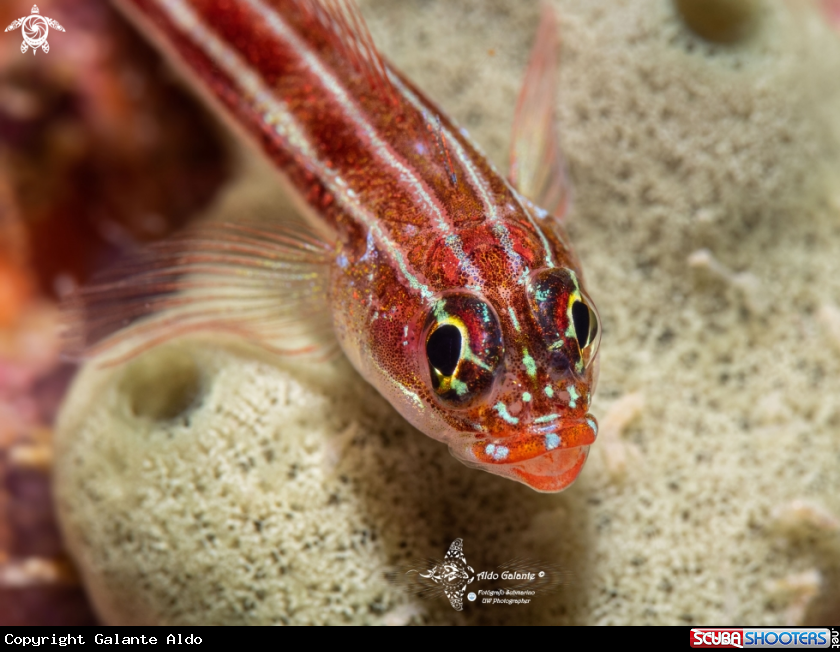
xmin=66 ymin=0 xmax=601 ymax=492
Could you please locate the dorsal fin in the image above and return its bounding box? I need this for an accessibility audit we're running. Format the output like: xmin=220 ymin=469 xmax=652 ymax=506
xmin=296 ymin=0 xmax=397 ymax=105
xmin=427 ymin=112 xmax=457 ymax=186
xmin=508 ymin=4 xmax=571 ymax=219
xmin=822 ymin=0 xmax=840 ymax=30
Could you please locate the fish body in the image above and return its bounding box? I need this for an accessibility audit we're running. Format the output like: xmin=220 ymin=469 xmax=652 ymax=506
xmin=73 ymin=0 xmax=601 ymax=492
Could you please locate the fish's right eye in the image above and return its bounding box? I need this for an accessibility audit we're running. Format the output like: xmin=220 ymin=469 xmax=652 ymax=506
xmin=423 ymin=293 xmax=503 ymax=408
xmin=427 ymin=324 xmax=462 ymax=377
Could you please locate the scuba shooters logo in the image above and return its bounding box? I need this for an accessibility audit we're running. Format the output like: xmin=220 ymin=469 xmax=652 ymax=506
xmin=390 ymin=538 xmax=571 ymax=611
xmin=689 ymin=628 xmax=839 ymax=649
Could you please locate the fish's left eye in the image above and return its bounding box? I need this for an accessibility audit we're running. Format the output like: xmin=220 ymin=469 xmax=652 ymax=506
xmin=423 ymin=293 xmax=503 ymax=408
xmin=571 ymin=297 xmax=600 ymax=366
xmin=528 ymin=267 xmax=600 ymax=371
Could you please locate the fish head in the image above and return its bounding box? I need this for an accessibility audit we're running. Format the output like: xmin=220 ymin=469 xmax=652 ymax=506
xmin=353 ymin=258 xmax=601 ymax=493
xmin=423 ymin=267 xmax=600 ymax=492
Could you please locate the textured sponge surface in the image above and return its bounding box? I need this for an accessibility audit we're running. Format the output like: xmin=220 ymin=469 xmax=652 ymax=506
xmin=56 ymin=341 xmax=593 ymax=625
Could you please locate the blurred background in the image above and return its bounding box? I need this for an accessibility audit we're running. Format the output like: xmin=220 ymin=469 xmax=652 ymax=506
xmin=0 ymin=0 xmax=231 ymax=625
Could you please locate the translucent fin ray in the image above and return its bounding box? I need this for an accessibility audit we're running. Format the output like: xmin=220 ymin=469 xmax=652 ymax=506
xmin=508 ymin=4 xmax=570 ymax=219
xmin=295 ymin=0 xmax=397 ymax=105
xmin=62 ymin=220 xmax=336 ymax=365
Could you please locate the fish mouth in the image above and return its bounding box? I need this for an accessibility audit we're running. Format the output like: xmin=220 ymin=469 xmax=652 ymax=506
xmin=454 ymin=416 xmax=598 ymax=493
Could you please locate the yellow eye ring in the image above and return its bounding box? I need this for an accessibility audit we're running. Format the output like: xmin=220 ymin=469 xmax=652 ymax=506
xmin=426 ymin=317 xmax=468 ymax=393
xmin=567 ymin=293 xmax=600 ymax=366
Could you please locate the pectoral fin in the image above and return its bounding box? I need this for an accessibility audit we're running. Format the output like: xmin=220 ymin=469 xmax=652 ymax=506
xmin=508 ymin=4 xmax=570 ymax=219
xmin=62 ymin=220 xmax=337 ymax=365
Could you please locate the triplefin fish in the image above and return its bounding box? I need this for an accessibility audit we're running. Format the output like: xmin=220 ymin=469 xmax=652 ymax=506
xmin=64 ymin=0 xmax=601 ymax=492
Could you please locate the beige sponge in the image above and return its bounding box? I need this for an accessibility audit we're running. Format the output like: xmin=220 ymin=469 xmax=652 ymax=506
xmin=55 ymin=0 xmax=840 ymax=624
xmin=55 ymin=339 xmax=596 ymax=625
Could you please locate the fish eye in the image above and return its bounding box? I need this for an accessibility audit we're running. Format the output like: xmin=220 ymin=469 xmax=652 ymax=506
xmin=426 ymin=324 xmax=462 ymax=377
xmin=423 ymin=293 xmax=503 ymax=408
xmin=571 ymin=299 xmax=598 ymax=352
xmin=528 ymin=267 xmax=600 ymax=371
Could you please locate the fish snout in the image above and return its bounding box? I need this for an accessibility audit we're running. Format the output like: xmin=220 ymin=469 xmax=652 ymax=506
xmin=454 ymin=415 xmax=597 ymax=493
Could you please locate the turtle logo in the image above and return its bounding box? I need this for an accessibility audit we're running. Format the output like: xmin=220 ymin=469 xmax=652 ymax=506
xmin=5 ymin=5 xmax=65 ymax=55
xmin=418 ymin=539 xmax=475 ymax=611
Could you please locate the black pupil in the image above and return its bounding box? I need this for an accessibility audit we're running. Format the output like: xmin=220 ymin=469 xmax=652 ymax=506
xmin=427 ymin=325 xmax=462 ymax=376
xmin=572 ymin=301 xmax=591 ymax=351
